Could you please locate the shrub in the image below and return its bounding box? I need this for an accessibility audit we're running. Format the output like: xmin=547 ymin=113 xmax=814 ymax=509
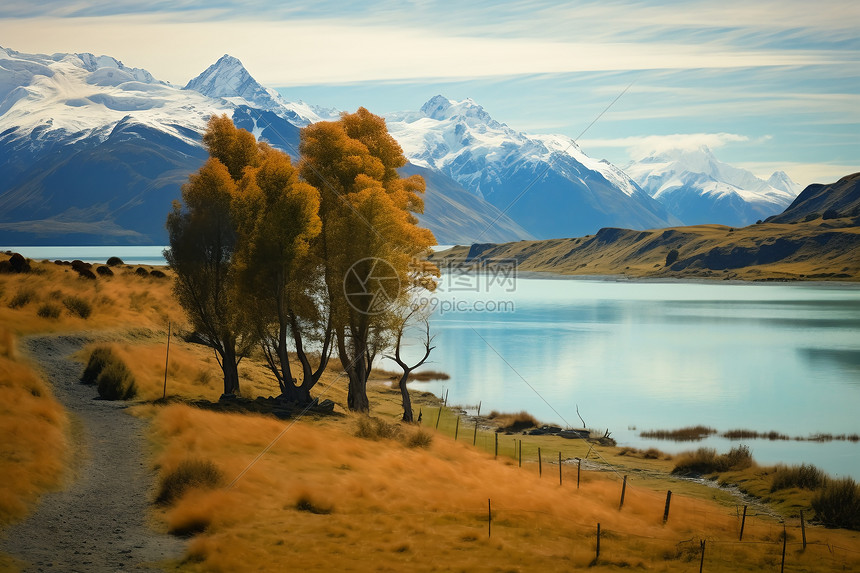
xmin=75 ymin=268 xmax=97 ymax=280
xmin=771 ymin=463 xmax=827 ymax=492
xmin=150 ymin=269 xmax=167 ymax=279
xmin=37 ymin=303 xmax=61 ymax=319
xmin=295 ymin=492 xmax=333 ymax=514
xmin=81 ymin=346 xmax=114 ymax=384
xmin=156 ymin=459 xmax=224 ymax=505
xmin=822 ymin=208 xmax=840 ymax=220
xmin=804 ymin=213 xmax=819 ymax=222
xmin=96 ymin=360 xmax=137 ymax=400
xmin=8 ymin=288 xmax=35 ymax=309
xmin=665 ymin=249 xmax=679 ymax=266
xmin=2 ymin=253 xmax=31 ymax=273
xmin=812 ymin=477 xmax=860 ymax=530
xmin=135 ymin=267 xmax=149 ymax=277
xmin=404 ymin=428 xmax=433 ymax=449
xmin=488 ymin=410 xmax=539 ymax=432
xmin=106 ymin=256 xmax=124 ymax=266
xmin=95 ymin=265 xmax=114 ymax=276
xmin=63 ymin=296 xmax=92 ymax=319
xmin=640 ymin=425 xmax=716 ymax=441
xmin=355 ymin=417 xmax=401 ymax=440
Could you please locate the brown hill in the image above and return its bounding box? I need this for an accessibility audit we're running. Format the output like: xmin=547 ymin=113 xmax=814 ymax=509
xmin=431 ymin=218 xmax=860 ymax=281
xmin=768 ymin=172 xmax=860 ymax=224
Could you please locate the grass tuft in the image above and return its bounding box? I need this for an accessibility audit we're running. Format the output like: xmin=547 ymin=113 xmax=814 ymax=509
xmin=156 ymin=459 xmax=224 ymax=506
xmin=96 ymin=360 xmax=137 ymax=400
xmin=355 ymin=416 xmax=401 ymax=440
xmin=9 ymin=288 xmax=35 ymax=309
xmin=295 ymin=492 xmax=333 ymax=515
xmin=812 ymin=477 xmax=860 ymax=530
xmin=488 ymin=410 xmax=539 ymax=432
xmin=81 ymin=346 xmax=113 ymax=385
xmin=36 ymin=303 xmax=61 ymax=319
xmin=672 ymin=445 xmax=753 ymax=475
xmin=404 ymin=428 xmax=433 ymax=449
xmin=62 ymin=295 xmax=92 ymax=319
xmin=770 ymin=464 xmax=827 ymax=492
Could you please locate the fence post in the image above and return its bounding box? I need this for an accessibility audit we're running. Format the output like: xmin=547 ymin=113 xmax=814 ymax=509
xmin=577 ymin=458 xmax=581 ymax=489
xmin=494 ymin=432 xmax=498 ymax=459
xmin=538 ymin=447 xmax=542 ymax=477
xmin=800 ymin=509 xmax=807 ymax=550
xmin=558 ymin=452 xmax=562 ymax=486
xmin=619 ymin=475 xmax=627 ymax=510
xmin=444 ymin=389 xmax=448 ymax=406
xmin=473 ymin=419 xmax=478 ymax=446
xmin=781 ymin=524 xmax=787 ymax=573
xmin=663 ymin=490 xmax=672 ymax=523
xmin=596 ymin=523 xmax=601 ymax=562
xmin=699 ymin=540 xmax=705 ymax=573
xmin=162 ymin=321 xmax=171 ymax=400
xmin=454 ymin=416 xmax=460 ymax=440
xmin=518 ymin=440 xmax=522 ymax=467
xmin=435 ymin=406 xmax=442 ymax=429
xmin=739 ymin=505 xmax=748 ymax=541
xmin=478 ymin=400 xmax=482 ymax=416
xmin=488 ymin=498 xmax=492 ymax=538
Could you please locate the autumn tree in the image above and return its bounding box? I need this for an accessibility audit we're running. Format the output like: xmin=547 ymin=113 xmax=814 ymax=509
xmin=386 ymin=307 xmax=435 ymax=422
xmin=165 ymin=149 xmax=256 ymax=396
xmin=299 ymin=108 xmax=437 ymax=412
xmin=233 ymin=143 xmax=329 ymax=404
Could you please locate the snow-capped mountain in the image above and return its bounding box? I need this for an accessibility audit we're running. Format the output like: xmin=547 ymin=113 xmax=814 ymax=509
xmin=184 ymin=54 xmax=338 ymax=128
xmin=0 ymin=48 xmax=528 ymax=245
xmin=624 ymin=146 xmax=801 ymax=227
xmin=386 ymin=95 xmax=679 ymax=239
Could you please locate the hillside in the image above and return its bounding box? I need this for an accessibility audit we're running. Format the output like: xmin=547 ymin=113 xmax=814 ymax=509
xmin=767 ymin=172 xmax=860 ymax=224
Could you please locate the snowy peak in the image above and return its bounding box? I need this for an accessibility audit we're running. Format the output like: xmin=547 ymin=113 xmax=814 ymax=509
xmin=767 ymin=170 xmax=802 ymax=195
xmin=184 ymin=54 xmax=337 ymax=126
xmin=184 ymin=54 xmax=268 ymax=102
xmin=418 ymin=95 xmax=497 ymax=125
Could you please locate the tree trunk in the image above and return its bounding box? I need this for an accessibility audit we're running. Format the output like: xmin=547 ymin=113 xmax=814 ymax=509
xmin=346 ymin=363 xmax=370 ymax=412
xmin=221 ymin=343 xmax=240 ymax=396
xmin=399 ymin=372 xmax=413 ymax=422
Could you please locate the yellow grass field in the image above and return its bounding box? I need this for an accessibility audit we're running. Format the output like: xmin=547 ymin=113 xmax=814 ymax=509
xmin=2 ymin=256 xmax=859 ymax=572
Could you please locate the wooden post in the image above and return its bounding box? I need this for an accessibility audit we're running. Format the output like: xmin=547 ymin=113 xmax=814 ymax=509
xmin=800 ymin=510 xmax=807 ymax=550
xmin=699 ymin=540 xmax=705 ymax=573
xmin=488 ymin=498 xmax=492 ymax=538
xmin=663 ymin=490 xmax=672 ymax=523
xmin=781 ymin=524 xmax=787 ymax=573
xmin=558 ymin=452 xmax=562 ymax=486
xmin=538 ymin=447 xmax=542 ymax=477
xmin=494 ymin=432 xmax=498 ymax=459
xmin=619 ymin=475 xmax=628 ymax=509
xmin=418 ymin=408 xmax=422 ymax=424
xmin=577 ymin=458 xmax=581 ymax=489
xmin=739 ymin=505 xmax=748 ymax=541
xmin=477 ymin=400 xmax=482 ymax=416
xmin=444 ymin=389 xmax=448 ymax=406
xmin=473 ymin=419 xmax=478 ymax=446
xmin=518 ymin=440 xmax=522 ymax=467
xmin=435 ymin=406 xmax=442 ymax=429
xmin=454 ymin=416 xmax=460 ymax=440
xmin=162 ymin=321 xmax=171 ymax=400
xmin=596 ymin=523 xmax=601 ymax=562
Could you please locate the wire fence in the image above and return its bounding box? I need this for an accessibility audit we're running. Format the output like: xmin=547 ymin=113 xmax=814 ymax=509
xmin=407 ymin=403 xmax=860 ymax=571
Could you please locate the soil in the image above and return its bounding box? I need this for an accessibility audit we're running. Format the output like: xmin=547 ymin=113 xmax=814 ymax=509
xmin=0 ymin=335 xmax=185 ymax=572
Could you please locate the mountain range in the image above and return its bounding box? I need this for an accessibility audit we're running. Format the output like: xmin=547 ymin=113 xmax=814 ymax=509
xmin=0 ymin=47 xmax=806 ymax=246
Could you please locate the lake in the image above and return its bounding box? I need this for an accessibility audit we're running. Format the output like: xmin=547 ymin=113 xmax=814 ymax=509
xmin=399 ymin=274 xmax=860 ymax=480
xmin=7 ymin=246 xmax=859 ymax=478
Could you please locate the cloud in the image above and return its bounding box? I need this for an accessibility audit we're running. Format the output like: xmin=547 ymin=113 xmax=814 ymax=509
xmin=578 ymin=133 xmax=771 ymax=160
xmin=0 ymin=13 xmax=846 ymax=86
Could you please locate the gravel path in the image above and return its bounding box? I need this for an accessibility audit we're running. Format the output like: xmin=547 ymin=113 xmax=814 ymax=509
xmin=0 ymin=335 xmax=185 ymax=572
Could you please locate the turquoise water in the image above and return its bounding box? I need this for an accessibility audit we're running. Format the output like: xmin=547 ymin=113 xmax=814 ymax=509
xmin=2 ymin=246 xmax=168 ymax=266
xmin=399 ymin=276 xmax=860 ymax=479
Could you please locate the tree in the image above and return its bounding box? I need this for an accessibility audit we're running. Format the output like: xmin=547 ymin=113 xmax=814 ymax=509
xmin=386 ymin=307 xmax=435 ymax=422
xmin=299 ymin=108 xmax=437 ymax=412
xmin=165 ymin=153 xmax=256 ymax=396
xmin=233 ymin=143 xmax=329 ymax=404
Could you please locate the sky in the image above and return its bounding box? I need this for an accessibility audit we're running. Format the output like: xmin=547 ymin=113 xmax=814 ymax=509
xmin=1 ymin=0 xmax=858 ymax=187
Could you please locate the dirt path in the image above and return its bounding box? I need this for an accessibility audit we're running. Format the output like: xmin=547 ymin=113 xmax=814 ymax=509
xmin=0 ymin=335 xmax=185 ymax=572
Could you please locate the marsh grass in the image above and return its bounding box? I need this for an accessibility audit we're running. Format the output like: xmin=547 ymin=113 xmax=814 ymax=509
xmin=812 ymin=477 xmax=860 ymax=530
xmin=770 ymin=463 xmax=827 ymax=492
xmin=640 ymin=425 xmax=716 ymax=441
xmin=672 ymin=445 xmax=753 ymax=475
xmin=62 ymin=295 xmax=92 ymax=319
xmin=8 ymin=288 xmax=35 ymax=309
xmin=354 ymin=416 xmax=401 ymax=440
xmin=36 ymin=303 xmax=61 ymax=319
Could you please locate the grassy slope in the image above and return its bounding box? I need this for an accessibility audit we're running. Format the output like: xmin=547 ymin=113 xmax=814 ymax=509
xmin=432 ymin=218 xmax=860 ymax=281
xmin=2 ymin=259 xmax=860 ymax=572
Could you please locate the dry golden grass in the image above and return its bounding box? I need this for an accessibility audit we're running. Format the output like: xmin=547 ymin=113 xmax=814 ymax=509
xmin=0 ymin=327 xmax=69 ymax=526
xmin=145 ymin=402 xmax=860 ymax=572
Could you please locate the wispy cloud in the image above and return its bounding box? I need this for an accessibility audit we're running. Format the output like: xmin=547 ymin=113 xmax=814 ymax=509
xmin=579 ymin=133 xmax=768 ymax=159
